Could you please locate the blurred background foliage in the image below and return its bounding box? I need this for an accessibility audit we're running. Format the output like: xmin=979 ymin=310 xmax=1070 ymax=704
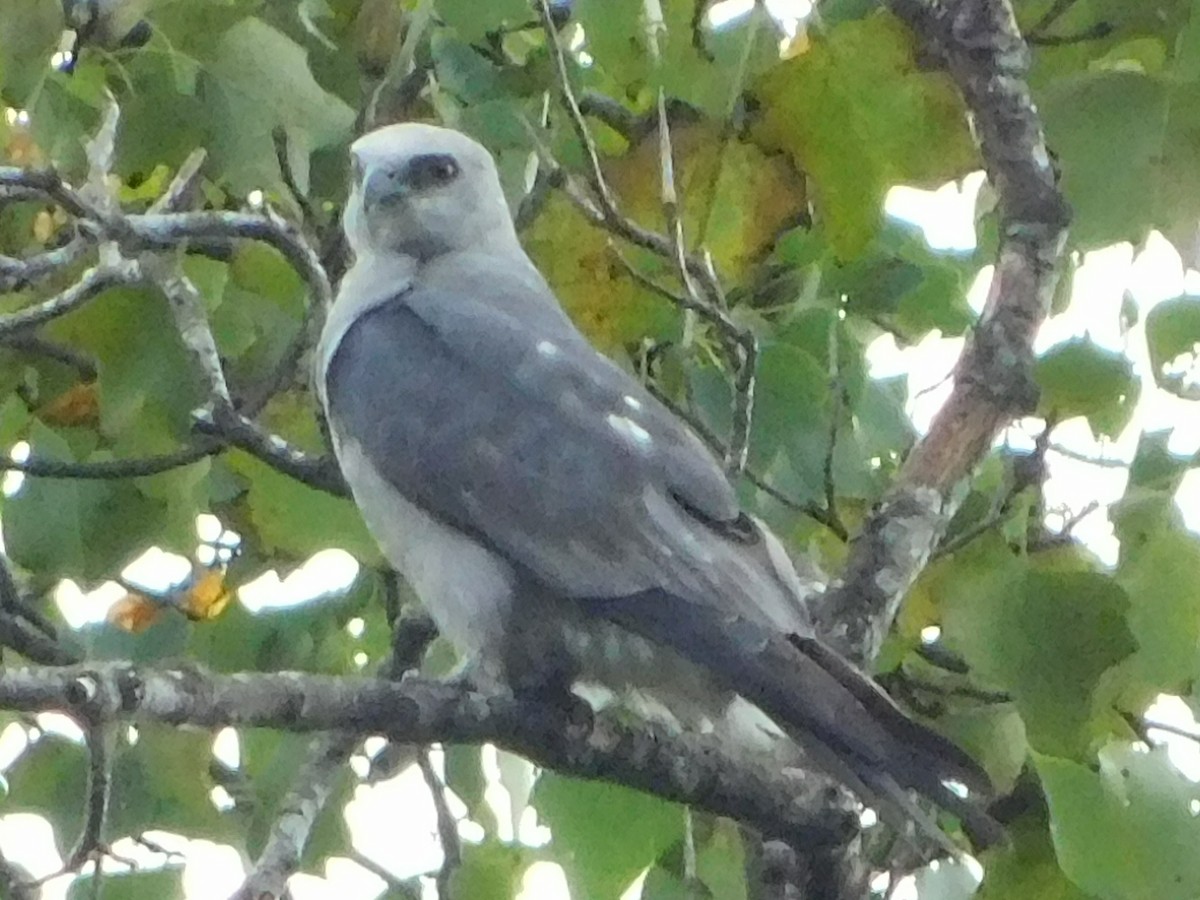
xmin=1 ymin=0 xmax=1200 ymax=897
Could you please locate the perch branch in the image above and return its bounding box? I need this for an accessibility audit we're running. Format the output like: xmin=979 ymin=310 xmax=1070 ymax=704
xmin=0 ymin=662 xmax=849 ymax=851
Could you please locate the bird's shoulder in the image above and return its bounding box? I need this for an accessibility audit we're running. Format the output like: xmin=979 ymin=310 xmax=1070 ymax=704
xmin=327 ymin=248 xmax=743 ymax=531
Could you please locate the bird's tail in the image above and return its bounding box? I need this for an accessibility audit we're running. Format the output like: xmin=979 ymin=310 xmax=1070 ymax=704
xmin=594 ymin=590 xmax=1005 ymax=851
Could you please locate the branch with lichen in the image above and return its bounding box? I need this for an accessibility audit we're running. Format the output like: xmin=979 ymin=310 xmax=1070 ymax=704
xmin=0 ymin=104 xmax=341 ymax=498
xmin=798 ymin=0 xmax=1070 ymax=894
xmin=814 ymin=0 xmax=1070 ymax=662
xmin=0 ymin=661 xmax=846 ymax=853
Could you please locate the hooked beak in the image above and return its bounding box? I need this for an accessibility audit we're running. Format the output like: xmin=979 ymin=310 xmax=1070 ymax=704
xmin=360 ymin=166 xmax=406 ymax=212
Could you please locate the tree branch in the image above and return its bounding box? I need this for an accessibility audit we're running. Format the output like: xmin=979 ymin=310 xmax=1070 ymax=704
xmin=0 ymin=662 xmax=848 ymax=850
xmin=815 ymin=0 xmax=1070 ymax=663
xmin=232 ymin=611 xmax=438 ymax=898
xmin=418 ymin=748 xmax=461 ymax=897
xmin=231 ymin=731 xmax=358 ymax=900
xmin=0 ymin=261 xmax=141 ymax=336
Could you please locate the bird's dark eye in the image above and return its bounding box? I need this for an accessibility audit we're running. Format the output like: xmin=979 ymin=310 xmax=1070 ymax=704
xmin=404 ymin=153 xmax=460 ymax=190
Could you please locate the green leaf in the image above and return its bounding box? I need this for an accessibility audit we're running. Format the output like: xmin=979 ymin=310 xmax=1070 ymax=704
xmin=448 ymin=840 xmax=528 ymax=900
xmin=1040 ymin=72 xmax=1167 ymax=249
xmin=574 ymin=0 xmax=781 ymax=118
xmin=1111 ymin=430 xmax=1196 ymax=554
xmin=1114 ymin=532 xmax=1200 ymax=704
xmin=0 ymin=0 xmax=63 ymax=102
xmin=108 ymin=726 xmax=233 ymax=842
xmin=204 ymin=17 xmax=354 ymax=196
xmin=938 ymin=706 xmax=1029 ymax=796
xmin=3 ymin=736 xmax=87 ymax=854
xmin=1145 ymin=296 xmax=1200 ymax=400
xmin=976 ymin=816 xmax=1092 ymax=900
xmin=1037 ymin=744 xmax=1200 ymax=900
xmin=67 ymin=868 xmax=184 ymax=900
xmin=227 ymin=451 xmax=381 ymax=565
xmin=185 ymin=596 xmax=360 ymax=675
xmin=750 ymin=15 xmax=976 ymax=256
xmin=3 ymin=423 xmax=179 ymax=581
xmin=535 ymin=774 xmax=686 ymax=898
xmin=1035 ymin=340 xmax=1139 ymax=438
xmin=445 ymin=745 xmax=497 ymax=834
xmin=939 ymin=543 xmax=1136 ymax=757
xmin=749 ymin=340 xmax=828 ymax=472
xmin=695 ymin=820 xmax=748 ymax=900
xmin=437 ymin=0 xmax=530 ymax=43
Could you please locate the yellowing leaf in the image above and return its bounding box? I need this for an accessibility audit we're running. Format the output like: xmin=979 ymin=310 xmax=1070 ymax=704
xmin=523 ymin=124 xmax=804 ymax=351
xmin=32 ymin=210 xmax=55 ymax=243
xmin=108 ymin=593 xmax=164 ymax=633
xmin=181 ymin=568 xmax=234 ymax=622
xmin=751 ymin=14 xmax=975 ymax=257
xmin=4 ymin=126 xmax=41 ymax=166
xmin=37 ymin=382 xmax=100 ymax=427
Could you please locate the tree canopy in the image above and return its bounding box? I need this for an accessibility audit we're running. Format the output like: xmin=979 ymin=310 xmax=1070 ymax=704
xmin=1 ymin=0 xmax=1200 ymax=898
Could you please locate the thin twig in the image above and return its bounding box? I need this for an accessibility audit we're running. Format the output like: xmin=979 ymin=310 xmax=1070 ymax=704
xmin=1048 ymin=442 xmax=1129 ymax=468
xmin=147 ymin=148 xmax=207 ymax=215
xmin=0 ymin=261 xmax=141 ymax=336
xmin=348 ymin=850 xmax=421 ymax=899
xmin=272 ymin=126 xmax=318 ymax=224
xmin=143 ymin=255 xmax=231 ymax=406
xmin=418 ymin=749 xmax=462 ymax=897
xmin=577 ymin=91 xmax=646 ymax=142
xmin=1028 ymin=0 xmax=1081 ymax=35
xmin=1027 ymin=22 xmax=1113 ymax=45
xmin=193 ymin=409 xmax=347 ymax=495
xmin=66 ymin=724 xmax=113 ymax=872
xmin=0 ymin=237 xmax=91 ymax=292
xmin=642 ymin=379 xmax=845 ymax=537
xmin=0 ymin=612 xmax=80 ymax=666
xmin=711 ymin=248 xmax=756 ymax=475
xmin=0 ymin=333 xmax=98 ymax=379
xmin=0 ymin=555 xmax=59 ymax=644
xmin=1145 ymin=718 xmax=1200 ymax=743
xmin=124 ymin=211 xmax=332 ymax=310
xmin=822 ymin=320 xmax=845 ymax=536
xmin=1 ymin=442 xmax=217 ymax=480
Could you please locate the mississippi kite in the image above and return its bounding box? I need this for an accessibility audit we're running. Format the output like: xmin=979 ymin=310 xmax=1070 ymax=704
xmin=317 ymin=123 xmax=1001 ymax=848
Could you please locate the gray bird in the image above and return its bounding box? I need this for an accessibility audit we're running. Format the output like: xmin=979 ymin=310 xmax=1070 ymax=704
xmin=317 ymin=122 xmax=1002 ymax=850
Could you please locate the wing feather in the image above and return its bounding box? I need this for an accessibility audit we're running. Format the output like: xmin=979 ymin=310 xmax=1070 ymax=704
xmin=324 ymin=256 xmax=808 ymax=631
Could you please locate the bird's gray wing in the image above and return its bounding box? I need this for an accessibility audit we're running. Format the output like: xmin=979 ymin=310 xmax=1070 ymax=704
xmin=323 ymin=258 xmax=807 ymax=632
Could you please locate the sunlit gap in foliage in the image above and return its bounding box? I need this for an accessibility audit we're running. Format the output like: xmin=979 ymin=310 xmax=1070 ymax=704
xmin=878 ymin=174 xmax=1200 ymax=813
xmin=708 ymin=0 xmax=813 ymax=36
xmin=876 ymin=178 xmax=1200 ymax=568
xmin=238 ymin=548 xmax=359 ymax=612
xmin=2 ymin=107 xmax=29 ymax=128
xmin=1146 ymin=695 xmax=1200 ymax=783
xmin=2 ymin=440 xmax=29 ymax=496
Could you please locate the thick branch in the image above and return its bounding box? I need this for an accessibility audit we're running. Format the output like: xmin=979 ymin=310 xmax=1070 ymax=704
xmin=0 ymin=662 xmax=847 ymax=850
xmin=815 ymin=0 xmax=1069 ymax=663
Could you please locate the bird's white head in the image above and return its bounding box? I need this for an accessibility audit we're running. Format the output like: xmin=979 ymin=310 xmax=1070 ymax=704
xmin=344 ymin=122 xmax=519 ymax=261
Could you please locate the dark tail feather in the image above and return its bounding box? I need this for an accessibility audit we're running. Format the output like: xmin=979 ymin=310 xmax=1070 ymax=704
xmin=595 ymin=590 xmax=1005 ymax=850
